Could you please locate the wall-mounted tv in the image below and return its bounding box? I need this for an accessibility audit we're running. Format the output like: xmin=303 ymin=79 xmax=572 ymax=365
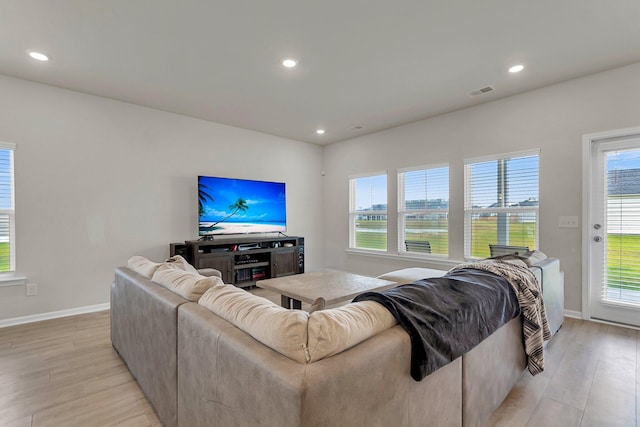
xmin=198 ymin=176 xmax=286 ymax=236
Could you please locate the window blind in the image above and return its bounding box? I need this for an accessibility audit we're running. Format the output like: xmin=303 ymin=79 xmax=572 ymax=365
xmin=0 ymin=146 xmax=15 ymax=273
xmin=464 ymin=151 xmax=539 ymax=259
xmin=398 ymin=165 xmax=449 ymax=256
xmin=350 ymin=173 xmax=387 ymax=251
xmin=603 ymin=148 xmax=640 ymax=305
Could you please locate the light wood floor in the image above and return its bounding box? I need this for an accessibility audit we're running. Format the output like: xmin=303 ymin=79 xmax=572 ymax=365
xmin=487 ymin=317 xmax=638 ymax=427
xmin=0 ymin=307 xmax=637 ymax=426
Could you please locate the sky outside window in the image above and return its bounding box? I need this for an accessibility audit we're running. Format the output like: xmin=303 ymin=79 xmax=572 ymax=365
xmin=0 ymin=150 xmax=12 ymax=210
xmin=355 ymin=175 xmax=387 ymax=210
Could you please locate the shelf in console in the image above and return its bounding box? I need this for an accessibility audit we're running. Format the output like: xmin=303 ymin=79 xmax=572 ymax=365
xmin=234 ymin=261 xmax=269 ymax=270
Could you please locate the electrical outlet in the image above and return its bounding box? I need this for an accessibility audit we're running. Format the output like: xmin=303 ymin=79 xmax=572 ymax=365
xmin=559 ymin=216 xmax=579 ymax=228
xmin=26 ymin=283 xmax=38 ymax=296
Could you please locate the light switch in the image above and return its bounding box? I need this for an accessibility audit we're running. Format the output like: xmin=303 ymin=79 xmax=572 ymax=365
xmin=559 ymin=216 xmax=579 ymax=228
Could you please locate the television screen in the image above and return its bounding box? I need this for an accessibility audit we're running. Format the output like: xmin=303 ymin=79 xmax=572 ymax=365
xmin=198 ymin=176 xmax=286 ymax=236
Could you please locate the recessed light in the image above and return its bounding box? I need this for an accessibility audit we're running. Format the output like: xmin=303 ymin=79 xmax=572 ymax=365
xmin=316 ymin=129 xmax=325 ymax=135
xmin=508 ymin=64 xmax=524 ymax=73
xmin=281 ymin=58 xmax=298 ymax=68
xmin=28 ymin=51 xmax=49 ymax=61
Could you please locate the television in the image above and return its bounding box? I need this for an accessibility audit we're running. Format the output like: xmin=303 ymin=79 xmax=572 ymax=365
xmin=198 ymin=176 xmax=286 ymax=236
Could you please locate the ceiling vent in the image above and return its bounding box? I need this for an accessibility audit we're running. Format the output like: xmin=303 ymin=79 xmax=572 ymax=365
xmin=469 ymin=86 xmax=495 ymax=97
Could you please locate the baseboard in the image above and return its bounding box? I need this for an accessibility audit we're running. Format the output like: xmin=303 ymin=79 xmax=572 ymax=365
xmin=563 ymin=309 xmax=583 ymax=319
xmin=587 ymin=317 xmax=640 ymax=331
xmin=0 ymin=303 xmax=110 ymax=328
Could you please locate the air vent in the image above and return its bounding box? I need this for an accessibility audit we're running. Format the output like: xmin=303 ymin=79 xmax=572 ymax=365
xmin=469 ymin=86 xmax=495 ymax=97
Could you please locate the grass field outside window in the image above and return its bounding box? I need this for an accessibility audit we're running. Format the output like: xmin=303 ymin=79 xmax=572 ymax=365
xmin=606 ymin=234 xmax=640 ymax=293
xmin=469 ymin=216 xmax=536 ymax=259
xmin=403 ymin=218 xmax=448 ymax=255
xmin=0 ymin=242 xmax=8 ymax=272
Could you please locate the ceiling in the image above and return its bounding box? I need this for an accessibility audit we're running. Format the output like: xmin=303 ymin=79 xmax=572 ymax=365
xmin=1 ymin=1 xmax=639 ymax=145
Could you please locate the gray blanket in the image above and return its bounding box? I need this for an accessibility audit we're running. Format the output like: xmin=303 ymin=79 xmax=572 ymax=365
xmin=452 ymin=260 xmax=551 ymax=375
xmin=353 ymin=268 xmax=520 ymax=381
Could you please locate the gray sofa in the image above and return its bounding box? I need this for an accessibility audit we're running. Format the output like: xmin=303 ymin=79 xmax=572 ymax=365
xmin=111 ymin=258 xmax=564 ymax=427
xmin=111 ymin=258 xmax=223 ymax=427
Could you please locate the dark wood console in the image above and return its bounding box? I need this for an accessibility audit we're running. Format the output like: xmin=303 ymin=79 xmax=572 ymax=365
xmin=170 ymin=236 xmax=304 ymax=288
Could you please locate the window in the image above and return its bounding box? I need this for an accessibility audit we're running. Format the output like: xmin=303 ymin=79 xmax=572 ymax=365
xmin=464 ymin=150 xmax=539 ymax=259
xmin=398 ymin=165 xmax=449 ymax=256
xmin=603 ymin=148 xmax=640 ymax=305
xmin=349 ymin=173 xmax=387 ymax=251
xmin=0 ymin=143 xmax=15 ymax=273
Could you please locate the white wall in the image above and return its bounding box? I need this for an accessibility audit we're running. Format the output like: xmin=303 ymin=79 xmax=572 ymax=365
xmin=3 ymin=61 xmax=639 ymax=321
xmin=0 ymin=74 xmax=324 ymax=321
xmin=323 ymin=62 xmax=640 ymax=313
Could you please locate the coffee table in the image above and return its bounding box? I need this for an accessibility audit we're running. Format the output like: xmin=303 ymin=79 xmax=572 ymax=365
xmin=256 ymin=270 xmax=397 ymax=309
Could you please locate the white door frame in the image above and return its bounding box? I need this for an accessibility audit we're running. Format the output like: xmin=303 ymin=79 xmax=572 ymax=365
xmin=582 ymin=126 xmax=640 ymax=321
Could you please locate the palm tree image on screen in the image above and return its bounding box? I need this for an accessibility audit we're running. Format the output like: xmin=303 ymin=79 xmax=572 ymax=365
xmin=211 ymin=198 xmax=249 ymax=227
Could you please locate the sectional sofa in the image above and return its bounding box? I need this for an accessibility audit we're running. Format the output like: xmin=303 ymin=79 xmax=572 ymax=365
xmin=110 ymin=255 xmax=564 ymax=427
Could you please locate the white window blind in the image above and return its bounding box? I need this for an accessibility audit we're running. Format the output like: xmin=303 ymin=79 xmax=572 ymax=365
xmin=464 ymin=151 xmax=539 ymax=259
xmin=349 ymin=173 xmax=387 ymax=251
xmin=398 ymin=165 xmax=449 ymax=256
xmin=0 ymin=143 xmax=15 ymax=273
xmin=602 ymin=148 xmax=640 ymax=305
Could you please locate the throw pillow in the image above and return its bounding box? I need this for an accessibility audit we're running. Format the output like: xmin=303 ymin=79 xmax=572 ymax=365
xmin=308 ymin=297 xmax=326 ymax=313
xmin=307 ymin=301 xmax=398 ymax=363
xmin=152 ymin=264 xmax=222 ymax=301
xmin=127 ymin=256 xmax=163 ymax=279
xmin=521 ymin=250 xmax=548 ymax=266
xmin=164 ymin=255 xmax=198 ymax=274
xmin=198 ymin=285 xmax=310 ymax=364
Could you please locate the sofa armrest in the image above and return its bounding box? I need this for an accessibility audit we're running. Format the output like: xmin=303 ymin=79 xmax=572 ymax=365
xmin=111 ymin=267 xmax=188 ymax=427
xmin=530 ymin=258 xmax=564 ymax=336
xmin=377 ymin=267 xmax=447 ymax=285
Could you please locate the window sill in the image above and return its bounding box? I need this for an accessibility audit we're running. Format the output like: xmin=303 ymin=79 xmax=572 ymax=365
xmin=345 ymin=248 xmax=462 ymax=269
xmin=0 ymin=275 xmax=27 ymax=287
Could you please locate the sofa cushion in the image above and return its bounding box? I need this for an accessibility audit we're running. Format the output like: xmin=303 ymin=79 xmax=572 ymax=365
xmin=127 ymin=256 xmax=163 ymax=279
xmin=152 ymin=265 xmax=222 ymax=301
xmin=198 ymin=285 xmax=310 ymax=364
xmin=307 ymin=301 xmax=398 ymax=362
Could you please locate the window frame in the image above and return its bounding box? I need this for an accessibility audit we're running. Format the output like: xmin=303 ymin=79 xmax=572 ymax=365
xmin=463 ymin=149 xmax=540 ymax=260
xmin=0 ymin=142 xmax=16 ymax=276
xmin=397 ymin=163 xmax=449 ymax=257
xmin=349 ymin=171 xmax=388 ymax=252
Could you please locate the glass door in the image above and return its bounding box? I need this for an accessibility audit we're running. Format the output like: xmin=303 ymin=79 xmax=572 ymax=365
xmin=588 ymin=135 xmax=640 ymax=326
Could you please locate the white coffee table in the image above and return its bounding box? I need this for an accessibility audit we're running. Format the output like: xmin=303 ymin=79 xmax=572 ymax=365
xmin=256 ymin=270 xmax=397 ymax=309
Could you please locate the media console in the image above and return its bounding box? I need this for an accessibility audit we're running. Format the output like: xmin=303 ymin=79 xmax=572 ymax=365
xmin=170 ymin=236 xmax=304 ymax=288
